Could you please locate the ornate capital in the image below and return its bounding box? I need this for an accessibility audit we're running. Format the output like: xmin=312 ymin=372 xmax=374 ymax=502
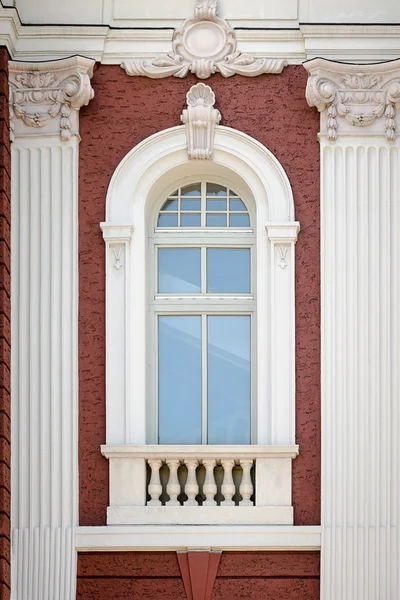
xmin=304 ymin=58 xmax=400 ymax=141
xmin=181 ymin=83 xmax=221 ymax=159
xmin=9 ymin=56 xmax=95 ymax=141
xmin=121 ymin=0 xmax=286 ymax=80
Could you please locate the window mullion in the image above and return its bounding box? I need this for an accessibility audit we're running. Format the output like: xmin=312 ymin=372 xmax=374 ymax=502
xmin=201 ymin=314 xmax=208 ymax=444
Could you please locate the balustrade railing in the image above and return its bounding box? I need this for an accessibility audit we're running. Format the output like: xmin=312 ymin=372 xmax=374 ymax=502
xmin=147 ymin=457 xmax=254 ymax=507
xmin=101 ymin=445 xmax=299 ymax=526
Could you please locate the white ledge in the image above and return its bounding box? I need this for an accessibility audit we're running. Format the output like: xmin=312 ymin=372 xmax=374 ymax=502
xmin=101 ymin=444 xmax=300 ymax=460
xmin=75 ymin=525 xmax=321 ymax=552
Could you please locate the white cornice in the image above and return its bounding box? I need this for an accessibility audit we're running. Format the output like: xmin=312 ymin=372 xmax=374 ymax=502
xmin=0 ymin=6 xmax=399 ymax=65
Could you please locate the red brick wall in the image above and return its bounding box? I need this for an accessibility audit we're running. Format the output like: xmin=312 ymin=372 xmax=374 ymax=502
xmin=0 ymin=48 xmax=10 ymax=600
xmin=77 ymin=551 xmax=320 ymax=599
xmin=79 ymin=64 xmax=320 ymax=527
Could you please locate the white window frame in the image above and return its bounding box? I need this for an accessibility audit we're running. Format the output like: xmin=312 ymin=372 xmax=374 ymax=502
xmin=149 ymin=178 xmax=256 ymax=444
xmin=100 ymin=125 xmax=300 ymax=447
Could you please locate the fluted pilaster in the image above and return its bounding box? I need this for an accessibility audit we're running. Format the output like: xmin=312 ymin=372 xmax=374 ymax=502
xmin=305 ymin=57 xmax=400 ymax=600
xmin=10 ymin=56 xmax=95 ymax=600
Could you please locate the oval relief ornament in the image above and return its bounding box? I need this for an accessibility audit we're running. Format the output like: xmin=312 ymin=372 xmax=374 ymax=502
xmin=121 ymin=0 xmax=286 ymax=79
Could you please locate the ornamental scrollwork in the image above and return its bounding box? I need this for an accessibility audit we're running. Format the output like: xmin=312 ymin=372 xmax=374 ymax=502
xmin=9 ymin=56 xmax=95 ymax=141
xmin=121 ymin=0 xmax=287 ymax=80
xmin=305 ymin=58 xmax=400 ymax=142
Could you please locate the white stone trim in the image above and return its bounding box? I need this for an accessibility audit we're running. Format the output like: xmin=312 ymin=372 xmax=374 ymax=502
xmin=75 ymin=525 xmax=321 ymax=551
xmin=304 ymin=59 xmax=400 ymax=600
xmin=10 ymin=59 xmax=95 ymax=600
xmin=0 ymin=4 xmax=398 ymax=64
xmin=102 ymin=124 xmax=298 ymax=451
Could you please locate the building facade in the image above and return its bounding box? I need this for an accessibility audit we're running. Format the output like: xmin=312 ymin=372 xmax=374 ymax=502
xmin=1 ymin=1 xmax=400 ymax=599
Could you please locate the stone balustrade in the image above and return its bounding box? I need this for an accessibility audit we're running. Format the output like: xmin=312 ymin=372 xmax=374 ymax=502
xmin=101 ymin=445 xmax=299 ymax=526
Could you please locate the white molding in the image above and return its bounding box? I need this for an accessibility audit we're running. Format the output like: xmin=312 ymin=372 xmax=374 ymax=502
xmin=0 ymin=4 xmax=399 ymax=64
xmin=101 ymin=124 xmax=298 ymax=450
xmin=10 ymin=62 xmax=95 ymax=600
xmin=75 ymin=525 xmax=321 ymax=551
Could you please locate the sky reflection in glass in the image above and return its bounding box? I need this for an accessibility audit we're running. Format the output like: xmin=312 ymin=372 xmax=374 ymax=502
xmin=207 ymin=248 xmax=250 ymax=293
xmin=158 ymin=316 xmax=202 ymax=444
xmin=208 ymin=316 xmax=251 ymax=444
xmin=158 ymin=248 xmax=201 ymax=293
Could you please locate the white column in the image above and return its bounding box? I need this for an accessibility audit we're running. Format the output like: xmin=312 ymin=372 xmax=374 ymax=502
xmin=305 ymin=58 xmax=400 ymax=600
xmin=265 ymin=223 xmax=299 ymax=445
xmin=10 ymin=57 xmax=95 ymax=600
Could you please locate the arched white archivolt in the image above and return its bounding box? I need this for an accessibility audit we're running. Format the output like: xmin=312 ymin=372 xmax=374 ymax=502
xmin=101 ymin=125 xmax=299 ymax=446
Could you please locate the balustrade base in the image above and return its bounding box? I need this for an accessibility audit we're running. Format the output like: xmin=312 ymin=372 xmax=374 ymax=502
xmin=107 ymin=505 xmax=294 ymax=526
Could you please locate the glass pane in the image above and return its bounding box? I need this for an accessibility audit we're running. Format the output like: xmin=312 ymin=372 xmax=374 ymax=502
xmin=161 ymin=199 xmax=178 ymax=211
xmin=229 ymin=198 xmax=247 ymax=211
xmin=158 ymin=213 xmax=178 ymax=227
xmin=229 ymin=189 xmax=238 ymax=197
xmin=207 ymin=248 xmax=250 ymax=293
xmin=229 ymin=213 xmax=250 ymax=227
xmin=207 ymin=198 xmax=227 ymax=211
xmin=206 ymin=183 xmax=227 ymax=197
xmin=159 ymin=316 xmax=202 ymax=444
xmin=206 ymin=213 xmax=227 ymax=227
xmin=181 ymin=213 xmax=201 ymax=227
xmin=181 ymin=199 xmax=201 ymax=211
xmin=158 ymin=248 xmax=201 ymax=293
xmin=207 ymin=316 xmax=251 ymax=444
xmin=181 ymin=184 xmax=201 ymax=197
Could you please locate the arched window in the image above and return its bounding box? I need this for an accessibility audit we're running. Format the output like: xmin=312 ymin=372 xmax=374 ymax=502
xmin=149 ymin=181 xmax=255 ymax=445
xmin=100 ymin=125 xmax=300 ymax=529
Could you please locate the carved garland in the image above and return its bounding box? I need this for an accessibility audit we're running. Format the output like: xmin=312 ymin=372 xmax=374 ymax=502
xmin=305 ymin=60 xmax=400 ymax=142
xmin=9 ymin=57 xmax=95 ymax=141
xmin=122 ymin=0 xmax=287 ymax=80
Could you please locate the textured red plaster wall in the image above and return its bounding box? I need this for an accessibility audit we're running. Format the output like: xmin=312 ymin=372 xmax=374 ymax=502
xmin=77 ymin=551 xmax=320 ymax=599
xmin=79 ymin=65 xmax=320 ymax=526
xmin=0 ymin=48 xmax=10 ymax=600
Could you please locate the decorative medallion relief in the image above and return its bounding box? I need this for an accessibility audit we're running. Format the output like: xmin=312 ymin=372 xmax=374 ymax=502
xmin=121 ymin=0 xmax=286 ymax=79
xmin=305 ymin=58 xmax=400 ymax=141
xmin=181 ymin=83 xmax=221 ymax=159
xmin=9 ymin=56 xmax=95 ymax=141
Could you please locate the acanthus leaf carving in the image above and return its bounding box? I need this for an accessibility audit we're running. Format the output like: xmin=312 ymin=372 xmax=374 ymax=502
xmin=181 ymin=82 xmax=221 ymax=159
xmin=9 ymin=56 xmax=95 ymax=141
xmin=121 ymin=0 xmax=287 ymax=80
xmin=305 ymin=58 xmax=400 ymax=141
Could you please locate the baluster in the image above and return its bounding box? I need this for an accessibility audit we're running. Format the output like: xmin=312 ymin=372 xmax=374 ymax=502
xmin=202 ymin=459 xmax=217 ymax=506
xmin=184 ymin=459 xmax=199 ymax=506
xmin=166 ymin=459 xmax=181 ymax=506
xmin=147 ymin=459 xmax=162 ymax=506
xmin=239 ymin=459 xmax=254 ymax=506
xmin=221 ymin=459 xmax=235 ymax=506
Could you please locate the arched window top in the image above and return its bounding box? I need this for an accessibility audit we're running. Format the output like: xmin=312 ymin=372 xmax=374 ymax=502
xmin=157 ymin=181 xmax=250 ymax=228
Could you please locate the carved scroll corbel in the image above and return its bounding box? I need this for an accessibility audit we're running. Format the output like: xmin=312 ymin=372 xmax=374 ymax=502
xmin=181 ymin=83 xmax=221 ymax=159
